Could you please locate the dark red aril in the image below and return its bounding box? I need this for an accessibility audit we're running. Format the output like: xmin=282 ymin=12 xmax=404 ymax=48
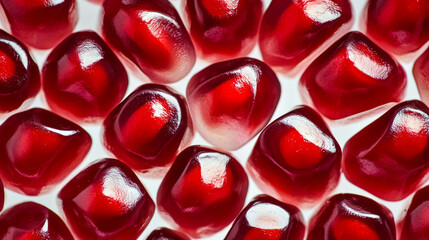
xmin=299 ymin=31 xmax=407 ymax=120
xmin=58 ymin=158 xmax=155 ymax=239
xmin=187 ymin=57 xmax=280 ymax=150
xmin=343 ymin=100 xmax=429 ymax=201
xmin=414 ymin=47 xmax=429 ymax=107
xmin=157 ymin=146 xmax=249 ymax=238
xmin=146 ymin=228 xmax=190 ymax=240
xmin=307 ymin=194 xmax=396 ymax=240
xmin=0 ymin=108 xmax=92 ymax=196
xmin=184 ymin=0 xmax=262 ymax=61
xmin=247 ymin=105 xmax=341 ymax=207
xmin=0 ymin=29 xmax=40 ymax=113
xmin=400 ymin=185 xmax=429 ymax=240
xmin=0 ymin=202 xmax=74 ymax=240
xmin=0 ymin=0 xmax=78 ymax=49
xmin=103 ymin=84 xmax=193 ymax=176
xmin=224 ymin=194 xmax=305 ymax=240
xmin=259 ymin=0 xmax=353 ymax=75
xmin=42 ymin=31 xmax=128 ymax=123
xmin=363 ymin=0 xmax=429 ymax=56
xmin=102 ymin=0 xmax=196 ymax=83
xmin=0 ymin=179 xmax=3 ymax=212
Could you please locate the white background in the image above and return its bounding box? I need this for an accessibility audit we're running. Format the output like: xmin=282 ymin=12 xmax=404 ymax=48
xmin=2 ymin=0 xmax=428 ymax=239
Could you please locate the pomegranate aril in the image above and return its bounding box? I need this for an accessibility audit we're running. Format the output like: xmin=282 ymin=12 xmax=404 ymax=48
xmin=0 ymin=0 xmax=78 ymax=49
xmin=343 ymin=100 xmax=429 ymax=201
xmin=299 ymin=31 xmax=407 ymax=120
xmin=414 ymin=47 xmax=429 ymax=106
xmin=363 ymin=0 xmax=429 ymax=55
xmin=224 ymin=194 xmax=305 ymax=240
xmin=0 ymin=29 xmax=40 ymax=113
xmin=42 ymin=31 xmax=128 ymax=123
xmin=308 ymin=194 xmax=396 ymax=240
xmin=0 ymin=108 xmax=92 ymax=196
xmin=247 ymin=105 xmax=341 ymax=207
xmin=187 ymin=57 xmax=280 ymax=150
xmin=58 ymin=158 xmax=155 ymax=239
xmin=0 ymin=179 xmax=3 ymax=212
xmin=146 ymin=228 xmax=190 ymax=240
xmin=102 ymin=0 xmax=196 ymax=83
xmin=259 ymin=0 xmax=353 ymax=74
xmin=103 ymin=84 xmax=193 ymax=176
xmin=185 ymin=0 xmax=262 ymax=61
xmin=400 ymin=185 xmax=429 ymax=240
xmin=0 ymin=202 xmax=74 ymax=240
xmin=157 ymin=146 xmax=249 ymax=238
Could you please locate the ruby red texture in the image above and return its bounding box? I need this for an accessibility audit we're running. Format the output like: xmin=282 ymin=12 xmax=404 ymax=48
xmin=343 ymin=100 xmax=429 ymax=201
xmin=102 ymin=0 xmax=196 ymax=83
xmin=58 ymin=158 xmax=155 ymax=240
xmin=247 ymin=105 xmax=341 ymax=208
xmin=157 ymin=145 xmax=249 ymax=238
xmin=224 ymin=194 xmax=305 ymax=240
xmin=103 ymin=84 xmax=193 ymax=176
xmin=299 ymin=31 xmax=406 ymax=120
xmin=187 ymin=57 xmax=280 ymax=150
xmin=0 ymin=108 xmax=92 ymax=196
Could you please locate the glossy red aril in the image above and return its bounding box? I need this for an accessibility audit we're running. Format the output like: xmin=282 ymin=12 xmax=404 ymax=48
xmin=247 ymin=106 xmax=341 ymax=207
xmin=400 ymin=185 xmax=429 ymax=240
xmin=0 ymin=0 xmax=78 ymax=49
xmin=58 ymin=158 xmax=155 ymax=240
xmin=0 ymin=179 xmax=3 ymax=212
xmin=146 ymin=228 xmax=190 ymax=240
xmin=187 ymin=58 xmax=280 ymax=150
xmin=0 ymin=29 xmax=40 ymax=113
xmin=157 ymin=146 xmax=249 ymax=238
xmin=42 ymin=31 xmax=128 ymax=123
xmin=308 ymin=194 xmax=396 ymax=240
xmin=0 ymin=202 xmax=74 ymax=239
xmin=225 ymin=194 xmax=305 ymax=240
xmin=103 ymin=84 xmax=193 ymax=176
xmin=414 ymin=47 xmax=429 ymax=106
xmin=299 ymin=31 xmax=407 ymax=120
xmin=0 ymin=108 xmax=91 ymax=196
xmin=184 ymin=0 xmax=262 ymax=61
xmin=102 ymin=0 xmax=196 ymax=83
xmin=364 ymin=0 xmax=429 ymax=55
xmin=259 ymin=0 xmax=353 ymax=74
xmin=343 ymin=100 xmax=429 ymax=201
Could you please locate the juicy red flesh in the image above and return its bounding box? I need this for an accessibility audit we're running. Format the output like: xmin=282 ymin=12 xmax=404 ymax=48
xmin=146 ymin=228 xmax=190 ymax=240
xmin=0 ymin=29 xmax=40 ymax=113
xmin=414 ymin=47 xmax=429 ymax=106
xmin=185 ymin=0 xmax=262 ymax=61
xmin=187 ymin=57 xmax=280 ymax=150
xmin=343 ymin=100 xmax=429 ymax=201
xmin=0 ymin=202 xmax=74 ymax=240
xmin=157 ymin=146 xmax=249 ymax=238
xmin=102 ymin=0 xmax=196 ymax=83
xmin=0 ymin=0 xmax=78 ymax=49
xmin=364 ymin=0 xmax=429 ymax=55
xmin=42 ymin=31 xmax=128 ymax=123
xmin=0 ymin=108 xmax=92 ymax=196
xmin=259 ymin=0 xmax=353 ymax=74
xmin=224 ymin=194 xmax=305 ymax=240
xmin=307 ymin=194 xmax=396 ymax=240
xmin=400 ymin=185 xmax=429 ymax=240
xmin=58 ymin=158 xmax=155 ymax=240
xmin=103 ymin=84 xmax=193 ymax=176
xmin=299 ymin=31 xmax=407 ymax=120
xmin=0 ymin=179 xmax=3 ymax=212
xmin=247 ymin=105 xmax=341 ymax=207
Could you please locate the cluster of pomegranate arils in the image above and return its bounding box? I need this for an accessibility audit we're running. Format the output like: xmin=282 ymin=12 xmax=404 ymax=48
xmin=0 ymin=0 xmax=428 ymax=239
